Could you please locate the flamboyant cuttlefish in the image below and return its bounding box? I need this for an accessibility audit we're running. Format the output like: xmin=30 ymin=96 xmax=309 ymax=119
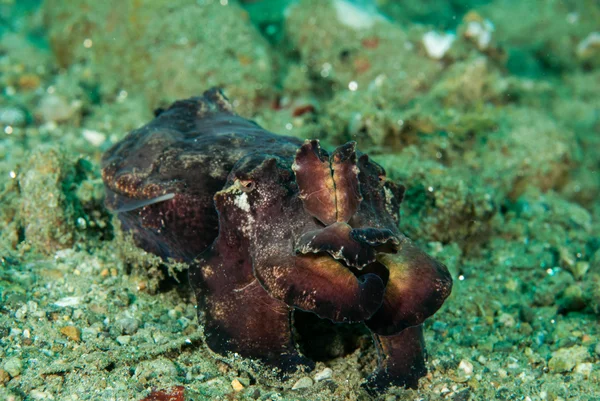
xmin=101 ymin=88 xmax=452 ymax=393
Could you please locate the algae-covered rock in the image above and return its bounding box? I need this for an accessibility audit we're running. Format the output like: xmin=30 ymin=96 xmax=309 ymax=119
xmin=476 ymin=0 xmax=600 ymax=73
xmin=552 ymin=71 xmax=600 ymax=210
xmin=426 ymin=56 xmax=505 ymax=109
xmin=377 ymin=152 xmax=496 ymax=249
xmin=18 ymin=147 xmax=111 ymax=255
xmin=285 ymin=0 xmax=442 ymax=109
xmin=480 ymin=107 xmax=575 ymax=199
xmin=319 ymin=89 xmax=405 ymax=147
xmin=2 ymin=357 xmax=23 ymax=378
xmin=496 ymin=188 xmax=595 ymax=271
xmin=548 ymin=345 xmax=590 ymax=373
xmin=389 ymin=104 xmax=576 ymax=201
xmin=19 ymin=148 xmax=77 ymax=253
xmin=43 ymin=0 xmax=274 ymax=116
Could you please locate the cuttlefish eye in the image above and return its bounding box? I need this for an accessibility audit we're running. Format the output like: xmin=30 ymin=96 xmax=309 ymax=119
xmin=237 ymin=179 xmax=255 ymax=192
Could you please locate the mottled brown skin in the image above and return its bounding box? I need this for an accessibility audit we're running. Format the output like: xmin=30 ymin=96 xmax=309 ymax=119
xmin=101 ymin=88 xmax=453 ymax=393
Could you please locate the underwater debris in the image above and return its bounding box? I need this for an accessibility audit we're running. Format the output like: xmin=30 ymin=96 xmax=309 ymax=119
xmin=422 ymin=31 xmax=456 ymax=60
xmin=139 ymin=386 xmax=185 ymax=401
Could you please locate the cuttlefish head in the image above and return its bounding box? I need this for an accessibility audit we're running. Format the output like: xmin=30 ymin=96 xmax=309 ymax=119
xmin=214 ymin=140 xmax=452 ymax=331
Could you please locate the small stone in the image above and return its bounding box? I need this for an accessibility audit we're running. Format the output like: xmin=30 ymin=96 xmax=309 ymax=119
xmin=498 ymin=313 xmax=515 ymax=328
xmin=30 ymin=389 xmax=54 ymax=400
xmin=60 ymin=325 xmax=81 ymax=342
xmin=54 ymin=296 xmax=82 ymax=307
xmin=82 ymin=129 xmax=106 ymax=147
xmin=231 ymin=378 xmax=244 ymax=392
xmin=152 ymin=331 xmax=167 ymax=344
xmin=559 ymin=247 xmax=575 ymax=269
xmin=115 ymin=317 xmax=139 ymax=335
xmin=458 ymin=359 xmax=474 ymax=375
xmin=0 ymin=368 xmax=9 ymax=384
xmin=548 ymin=345 xmax=590 ymax=373
xmin=422 ymin=31 xmax=455 ymax=59
xmin=38 ymin=94 xmax=75 ymax=123
xmin=314 ymin=367 xmax=333 ymax=382
xmin=576 ymin=32 xmax=600 ymax=59
xmin=140 ymin=386 xmax=185 ymax=401
xmin=3 ymin=357 xmax=23 ymax=377
xmin=18 ymin=73 xmax=41 ymax=90
xmin=81 ymin=327 xmax=99 ymax=342
xmin=15 ymin=305 xmax=28 ymax=320
xmin=116 ymin=335 xmax=131 ymax=345
xmin=559 ymin=285 xmax=586 ymax=312
xmin=134 ymin=358 xmax=177 ymax=381
xmin=574 ymin=362 xmax=593 ymax=376
xmin=0 ymin=107 xmax=27 ymax=126
xmin=571 ymin=261 xmax=590 ymax=280
xmin=292 ymin=376 xmax=313 ymax=390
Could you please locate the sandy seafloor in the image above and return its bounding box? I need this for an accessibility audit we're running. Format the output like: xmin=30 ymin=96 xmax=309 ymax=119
xmin=1 ymin=0 xmax=599 ymax=400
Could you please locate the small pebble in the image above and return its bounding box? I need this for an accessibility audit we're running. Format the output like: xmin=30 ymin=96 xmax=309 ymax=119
xmin=29 ymin=389 xmax=54 ymax=400
xmin=60 ymin=325 xmax=81 ymax=342
xmin=82 ymin=129 xmax=106 ymax=147
xmin=0 ymin=368 xmax=9 ymax=384
xmin=498 ymin=313 xmax=515 ymax=328
xmin=458 ymin=359 xmax=474 ymax=375
xmin=314 ymin=367 xmax=333 ymax=382
xmin=38 ymin=94 xmax=75 ymax=123
xmin=134 ymin=358 xmax=177 ymax=380
xmin=548 ymin=345 xmax=590 ymax=373
xmin=116 ymin=317 xmax=139 ymax=335
xmin=231 ymin=378 xmax=244 ymax=392
xmin=54 ymin=296 xmax=82 ymax=307
xmin=15 ymin=305 xmax=28 ymax=320
xmin=292 ymin=376 xmax=313 ymax=390
xmin=571 ymin=261 xmax=590 ymax=280
xmin=3 ymin=357 xmax=23 ymax=377
xmin=422 ymin=31 xmax=455 ymax=59
xmin=0 ymin=107 xmax=27 ymax=126
xmin=18 ymin=73 xmax=41 ymax=90
xmin=81 ymin=327 xmax=99 ymax=342
xmin=116 ymin=335 xmax=131 ymax=345
xmin=72 ymin=309 xmax=84 ymax=320
xmin=574 ymin=362 xmax=593 ymax=377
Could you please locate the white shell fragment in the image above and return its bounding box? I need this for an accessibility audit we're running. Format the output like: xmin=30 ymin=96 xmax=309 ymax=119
xmin=422 ymin=31 xmax=456 ymax=59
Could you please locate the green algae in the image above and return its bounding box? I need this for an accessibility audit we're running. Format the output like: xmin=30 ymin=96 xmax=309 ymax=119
xmin=43 ymin=0 xmax=275 ymax=117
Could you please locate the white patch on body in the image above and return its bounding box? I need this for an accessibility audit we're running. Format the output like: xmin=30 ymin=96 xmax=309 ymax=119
xmin=234 ymin=192 xmax=251 ymax=212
